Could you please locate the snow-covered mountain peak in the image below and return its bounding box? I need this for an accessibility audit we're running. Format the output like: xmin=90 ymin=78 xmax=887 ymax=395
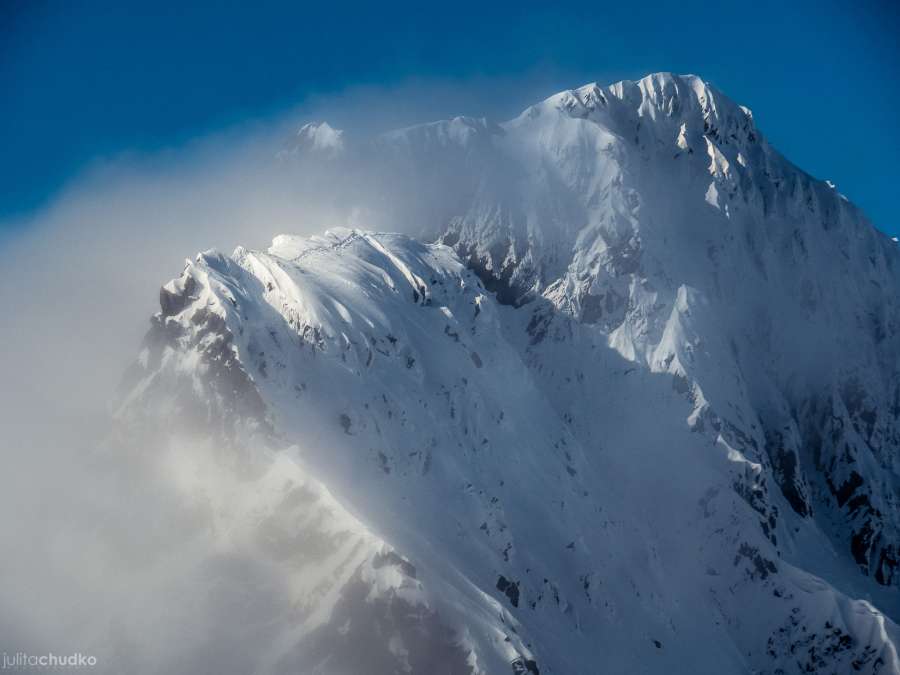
xmin=518 ymin=72 xmax=756 ymax=148
xmin=378 ymin=115 xmax=504 ymax=152
xmin=281 ymin=120 xmax=345 ymax=158
xmin=113 ymin=73 xmax=900 ymax=674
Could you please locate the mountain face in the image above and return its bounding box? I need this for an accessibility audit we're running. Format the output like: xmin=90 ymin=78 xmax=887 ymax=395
xmin=116 ymin=73 xmax=900 ymax=674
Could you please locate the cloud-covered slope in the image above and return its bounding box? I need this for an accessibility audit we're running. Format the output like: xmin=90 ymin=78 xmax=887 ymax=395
xmin=114 ymin=73 xmax=900 ymax=674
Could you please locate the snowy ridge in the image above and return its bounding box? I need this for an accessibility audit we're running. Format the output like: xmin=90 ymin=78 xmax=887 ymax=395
xmin=116 ymin=73 xmax=900 ymax=674
xmin=352 ymin=72 xmax=900 ymax=591
xmin=280 ymin=121 xmax=345 ymax=159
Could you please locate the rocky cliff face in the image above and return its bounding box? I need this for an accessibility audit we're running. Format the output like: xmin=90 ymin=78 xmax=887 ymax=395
xmin=116 ymin=73 xmax=900 ymax=674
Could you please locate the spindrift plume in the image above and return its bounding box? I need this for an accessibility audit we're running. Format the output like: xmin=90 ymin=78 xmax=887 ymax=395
xmin=3 ymin=73 xmax=897 ymax=675
xmin=110 ymin=73 xmax=900 ymax=674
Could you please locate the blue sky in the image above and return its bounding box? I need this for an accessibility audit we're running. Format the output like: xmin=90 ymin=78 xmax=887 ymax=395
xmin=2 ymin=0 xmax=899 ymax=233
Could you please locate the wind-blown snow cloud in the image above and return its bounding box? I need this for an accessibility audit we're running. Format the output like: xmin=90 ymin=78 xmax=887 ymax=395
xmin=0 ymin=75 xmax=551 ymax=673
xmin=0 ymin=80 xmax=478 ymax=428
xmin=3 ymin=70 xmax=900 ymax=674
xmin=0 ymin=118 xmax=309 ymax=672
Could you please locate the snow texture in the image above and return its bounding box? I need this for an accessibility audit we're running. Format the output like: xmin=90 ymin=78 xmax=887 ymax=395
xmin=118 ymin=73 xmax=900 ymax=675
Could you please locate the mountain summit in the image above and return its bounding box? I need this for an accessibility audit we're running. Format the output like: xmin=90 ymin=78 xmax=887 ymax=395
xmin=117 ymin=74 xmax=900 ymax=674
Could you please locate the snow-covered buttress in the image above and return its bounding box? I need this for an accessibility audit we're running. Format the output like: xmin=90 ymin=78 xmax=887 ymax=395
xmin=118 ymin=73 xmax=900 ymax=674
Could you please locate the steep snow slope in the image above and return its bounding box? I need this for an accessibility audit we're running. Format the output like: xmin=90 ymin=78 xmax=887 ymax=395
xmin=116 ymin=73 xmax=900 ymax=674
xmin=118 ymin=228 xmax=899 ymax=674
xmin=291 ymin=72 xmax=900 ymax=592
xmin=465 ymin=74 xmax=900 ymax=592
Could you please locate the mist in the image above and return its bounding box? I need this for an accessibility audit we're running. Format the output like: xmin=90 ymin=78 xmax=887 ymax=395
xmin=0 ymin=76 xmax=546 ymax=673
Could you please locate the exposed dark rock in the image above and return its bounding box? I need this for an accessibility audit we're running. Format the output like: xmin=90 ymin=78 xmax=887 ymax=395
xmin=496 ymin=575 xmax=520 ymax=608
xmin=339 ymin=413 xmax=353 ymax=434
xmin=372 ymin=550 xmax=417 ymax=579
xmin=734 ymin=542 xmax=777 ymax=580
xmin=834 ymin=471 xmax=865 ymax=508
xmin=159 ymin=274 xmax=197 ymax=318
xmin=764 ymin=429 xmax=810 ymax=517
xmin=510 ymin=657 xmax=540 ymax=674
